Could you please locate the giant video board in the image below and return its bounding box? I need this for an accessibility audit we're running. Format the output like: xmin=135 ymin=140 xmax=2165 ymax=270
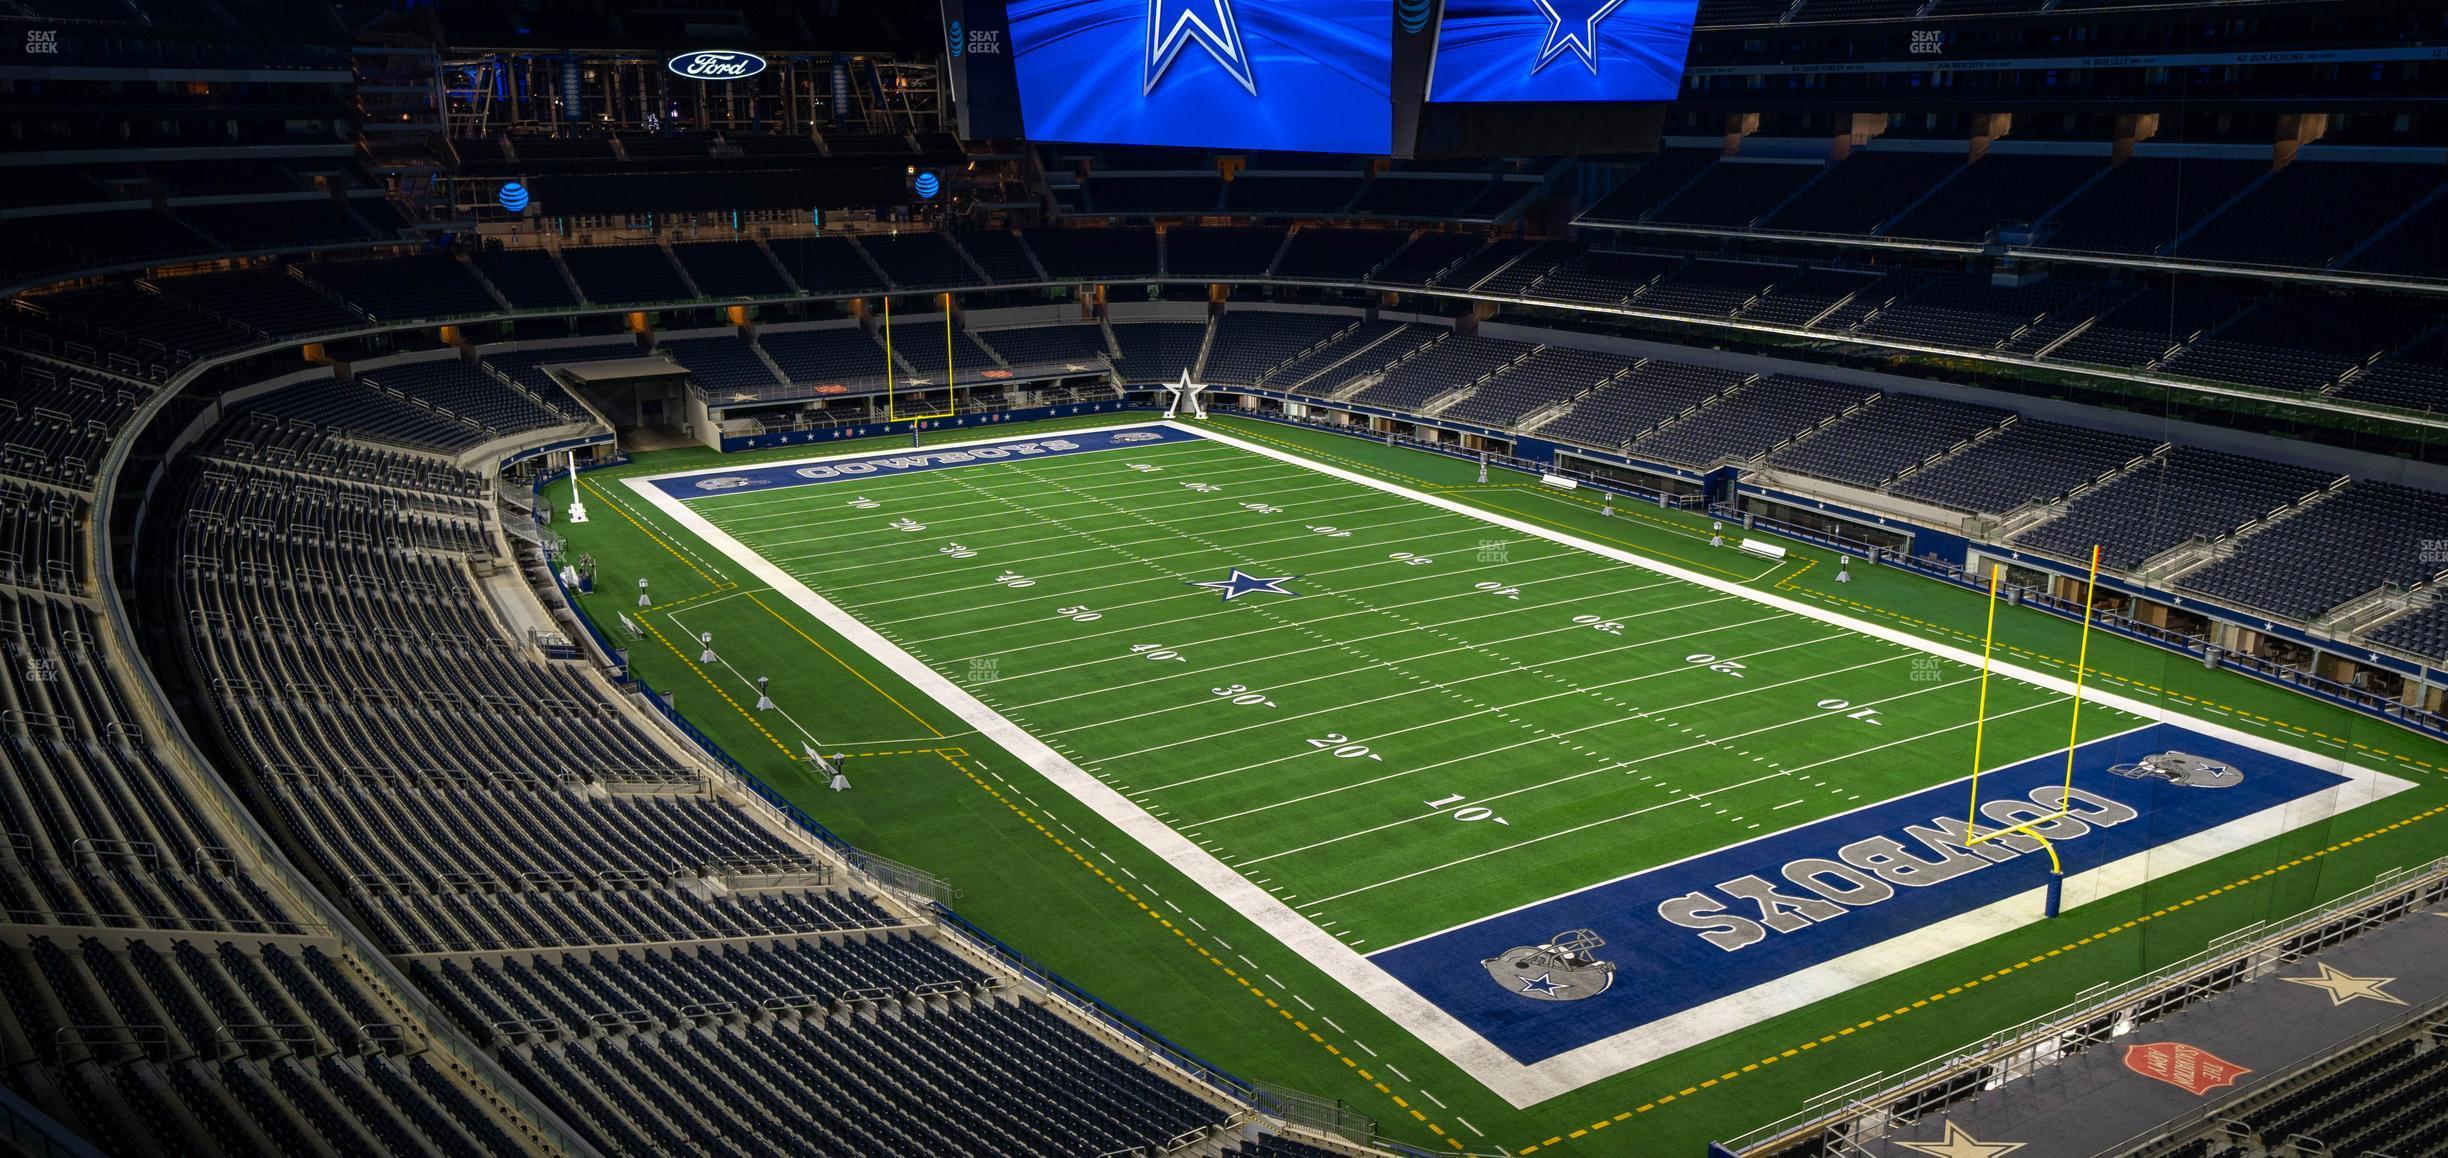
xmin=1424 ymin=0 xmax=1701 ymax=104
xmin=1002 ymin=0 xmax=1396 ymax=153
xmin=955 ymin=0 xmax=1697 ymax=155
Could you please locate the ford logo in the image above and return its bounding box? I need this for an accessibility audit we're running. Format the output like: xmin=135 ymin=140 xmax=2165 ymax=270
xmin=667 ymin=51 xmax=768 ymax=80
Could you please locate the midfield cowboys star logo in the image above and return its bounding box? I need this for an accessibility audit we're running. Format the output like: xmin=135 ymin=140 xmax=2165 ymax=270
xmin=1189 ymin=568 xmax=1297 ymax=601
xmin=1147 ymin=0 xmax=1256 ymax=96
xmin=1532 ymin=0 xmax=1627 ymax=76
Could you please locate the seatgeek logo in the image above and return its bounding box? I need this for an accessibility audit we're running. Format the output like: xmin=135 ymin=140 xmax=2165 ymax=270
xmin=666 ymin=51 xmax=768 ymax=80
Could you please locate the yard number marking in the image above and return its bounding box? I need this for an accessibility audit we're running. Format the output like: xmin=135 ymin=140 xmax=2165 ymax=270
xmin=1211 ymin=684 xmax=1277 ymax=708
xmin=1423 ymin=793 xmax=1511 ymax=826
xmin=1307 ymin=733 xmax=1382 ymax=762
xmin=1687 ymin=653 xmax=1747 ymax=678
xmin=1572 ymin=614 xmax=1624 ymax=635
xmin=1816 ymin=698 xmax=1883 ymax=725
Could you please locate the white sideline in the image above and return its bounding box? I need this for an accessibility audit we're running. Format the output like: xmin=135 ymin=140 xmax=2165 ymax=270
xmin=629 ymin=420 xmax=2417 ymax=1108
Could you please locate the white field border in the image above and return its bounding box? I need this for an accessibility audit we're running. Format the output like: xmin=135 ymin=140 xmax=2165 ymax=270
xmin=628 ymin=419 xmax=2418 ymax=1108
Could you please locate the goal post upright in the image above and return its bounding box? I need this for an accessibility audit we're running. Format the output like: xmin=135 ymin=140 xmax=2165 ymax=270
xmin=2057 ymin=544 xmax=2104 ymax=813
xmin=881 ymin=292 xmax=959 ymax=425
xmin=1957 ymin=548 xmax=2105 ymax=918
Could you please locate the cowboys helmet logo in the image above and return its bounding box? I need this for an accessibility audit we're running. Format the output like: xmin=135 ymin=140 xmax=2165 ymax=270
xmin=693 ymin=476 xmax=756 ymax=491
xmin=1111 ymin=431 xmax=1165 ymax=443
xmin=1484 ymin=928 xmax=1615 ymax=1002
xmin=2109 ymin=750 xmax=2243 ymax=789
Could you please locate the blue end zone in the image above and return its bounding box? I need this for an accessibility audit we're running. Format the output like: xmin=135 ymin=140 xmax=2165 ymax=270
xmin=1371 ymin=723 xmax=2347 ymax=1065
xmin=649 ymin=425 xmax=1202 ymax=501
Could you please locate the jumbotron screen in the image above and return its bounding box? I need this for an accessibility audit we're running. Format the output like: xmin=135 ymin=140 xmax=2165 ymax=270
xmin=959 ymin=0 xmax=1697 ymax=153
xmin=1424 ymin=0 xmax=1701 ymax=103
xmin=1002 ymin=0 xmax=1396 ymax=153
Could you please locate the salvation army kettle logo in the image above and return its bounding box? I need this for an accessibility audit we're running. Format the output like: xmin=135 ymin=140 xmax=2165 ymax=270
xmin=667 ymin=51 xmax=768 ymax=80
xmin=2123 ymin=1042 xmax=2250 ymax=1096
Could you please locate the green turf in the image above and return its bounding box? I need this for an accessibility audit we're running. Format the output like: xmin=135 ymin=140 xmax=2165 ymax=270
xmin=676 ymin=429 xmax=2144 ymax=954
xmin=546 ymin=412 xmax=2448 ymax=1156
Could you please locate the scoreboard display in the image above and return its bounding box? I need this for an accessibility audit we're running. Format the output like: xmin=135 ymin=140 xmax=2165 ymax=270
xmin=1425 ymin=0 xmax=1699 ymax=103
xmin=1005 ymin=0 xmax=1396 ymax=153
xmin=941 ymin=0 xmax=1700 ymax=155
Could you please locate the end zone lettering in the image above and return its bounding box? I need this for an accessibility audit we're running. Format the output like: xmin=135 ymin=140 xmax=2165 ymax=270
xmin=1658 ymin=785 xmax=2137 ymax=952
xmin=791 ymin=439 xmax=1079 ymax=481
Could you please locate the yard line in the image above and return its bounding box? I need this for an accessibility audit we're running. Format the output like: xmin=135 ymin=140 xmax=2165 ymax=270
xmin=1160 ymin=639 xmax=1902 ymax=809
xmin=693 ymin=435 xmax=1238 ymax=514
xmin=1057 ymin=610 xmax=1804 ymax=747
xmin=741 ymin=463 xmax=1390 ymax=553
xmin=861 ymin=504 xmax=1507 ymax=614
xmin=729 ymin=465 xmax=1318 ymax=551
xmin=1000 ymin=582 xmax=1719 ymax=710
xmin=774 ymin=494 xmax=1440 ymax=587
xmin=895 ymin=538 xmax=1605 ymax=648
xmin=876 ymin=510 xmax=1502 ymax=634
xmin=1296 ymin=693 xmax=2074 ymax=908
xmin=937 ymin=553 xmax=1645 ymax=680
xmin=1097 ymin=612 xmax=1818 ymax=771
xmin=1193 ymin=650 xmax=1934 ymax=833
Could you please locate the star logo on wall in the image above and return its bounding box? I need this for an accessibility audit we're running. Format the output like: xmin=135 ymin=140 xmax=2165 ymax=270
xmin=1147 ymin=0 xmax=1256 ymax=96
xmin=1891 ymin=1123 xmax=2027 ymax=1158
xmin=2280 ymin=962 xmax=2406 ymax=1007
xmin=1189 ymin=568 xmax=1297 ymax=601
xmin=1531 ymin=0 xmax=1627 ymax=76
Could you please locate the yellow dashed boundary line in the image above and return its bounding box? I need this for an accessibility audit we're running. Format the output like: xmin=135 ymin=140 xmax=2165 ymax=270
xmin=1511 ymin=799 xmax=2448 ymax=1155
xmin=932 ymin=748 xmax=1467 ymax=1150
xmin=580 ymin=477 xmax=728 ymax=589
xmin=577 ymin=472 xmax=946 ymax=741
xmin=743 ymin=591 xmax=946 ymax=739
xmin=639 ymin=584 xmax=740 ymax=614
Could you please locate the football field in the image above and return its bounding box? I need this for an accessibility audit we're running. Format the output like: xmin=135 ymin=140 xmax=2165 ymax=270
xmin=627 ymin=421 xmax=2409 ymax=1106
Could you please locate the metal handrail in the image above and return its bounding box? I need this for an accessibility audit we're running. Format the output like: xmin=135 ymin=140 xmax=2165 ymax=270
xmin=1722 ymin=857 xmax=2448 ymax=1155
